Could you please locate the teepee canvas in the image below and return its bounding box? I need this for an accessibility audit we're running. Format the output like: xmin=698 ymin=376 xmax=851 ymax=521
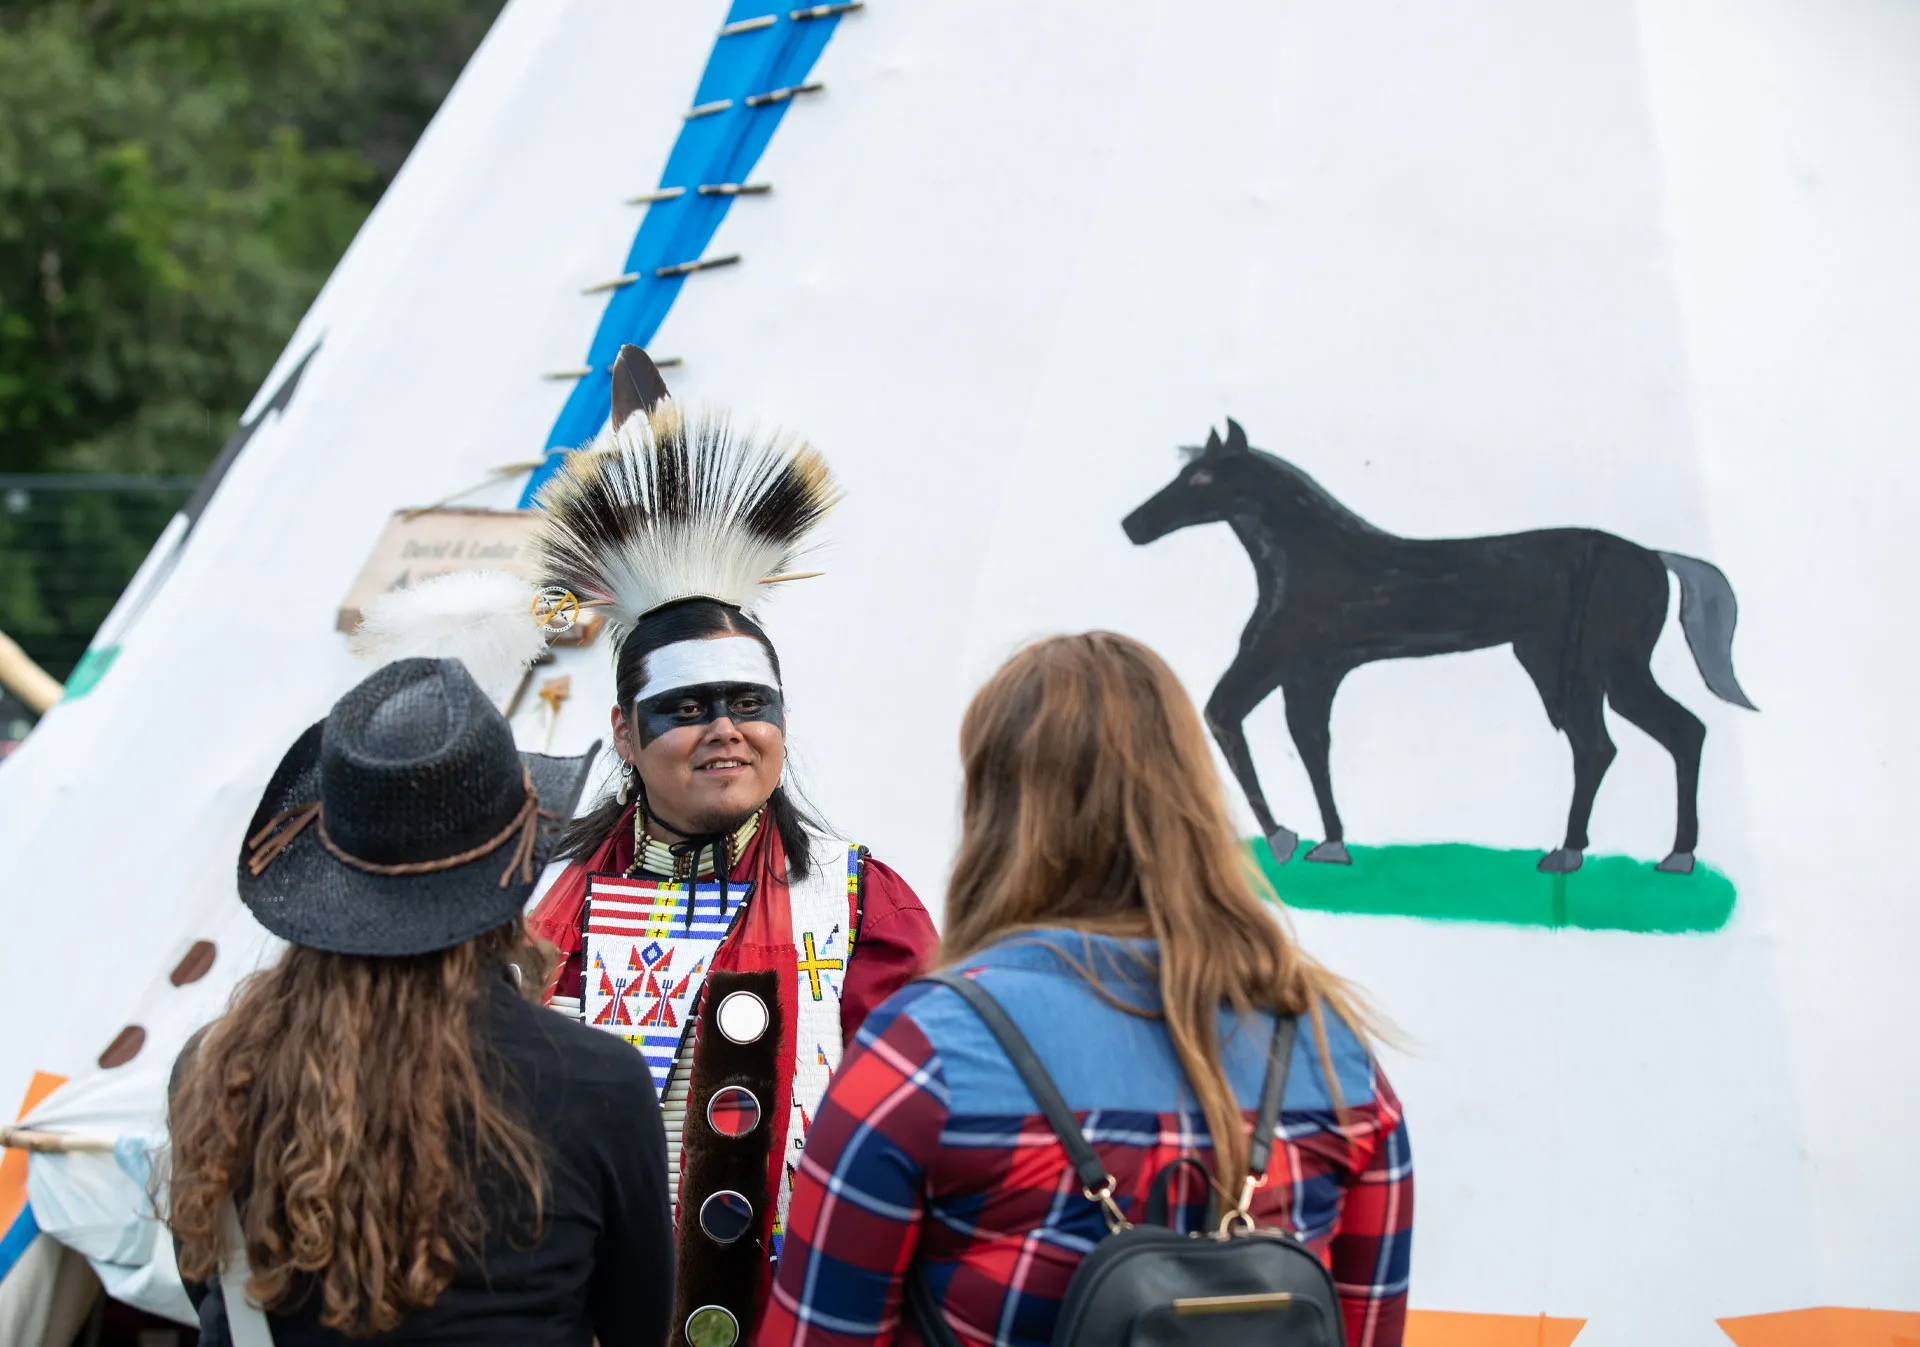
xmin=2 ymin=2 xmax=1917 ymax=1341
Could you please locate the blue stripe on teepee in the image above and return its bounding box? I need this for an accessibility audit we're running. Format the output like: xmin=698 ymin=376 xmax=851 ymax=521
xmin=519 ymin=2 xmax=853 ymax=505
xmin=0 ymin=1204 xmax=40 ymax=1288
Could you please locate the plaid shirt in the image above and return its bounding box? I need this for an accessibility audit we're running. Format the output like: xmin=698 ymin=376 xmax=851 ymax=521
xmin=760 ymin=934 xmax=1412 ymax=1347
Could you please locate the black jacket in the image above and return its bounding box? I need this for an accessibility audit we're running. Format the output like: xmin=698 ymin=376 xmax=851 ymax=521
xmin=179 ymin=973 xmax=673 ymax=1346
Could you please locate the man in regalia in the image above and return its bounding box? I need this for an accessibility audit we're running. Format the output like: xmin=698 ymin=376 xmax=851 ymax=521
xmin=526 ymin=348 xmax=936 ymax=1347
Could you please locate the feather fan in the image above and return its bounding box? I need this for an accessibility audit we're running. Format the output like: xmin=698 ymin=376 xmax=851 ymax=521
xmin=531 ymin=402 xmax=840 ymax=628
xmin=349 ymin=569 xmax=548 ymax=704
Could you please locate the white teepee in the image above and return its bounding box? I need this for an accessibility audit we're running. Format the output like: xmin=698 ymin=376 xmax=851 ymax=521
xmin=2 ymin=2 xmax=1917 ymax=1342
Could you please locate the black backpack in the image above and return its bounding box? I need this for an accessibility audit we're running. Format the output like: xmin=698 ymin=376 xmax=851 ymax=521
xmin=906 ymin=971 xmax=1347 ymax=1347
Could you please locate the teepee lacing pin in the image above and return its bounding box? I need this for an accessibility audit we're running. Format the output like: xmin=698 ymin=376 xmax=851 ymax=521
xmin=684 ymin=99 xmax=734 ymax=120
xmin=581 ymin=273 xmax=640 ymax=294
xmin=745 ymin=82 xmax=822 ymax=108
xmin=792 ymin=2 xmax=862 ymax=18
xmin=655 ymin=254 xmax=741 ymax=279
xmin=399 ymin=461 xmax=544 ymax=518
xmin=698 ymin=182 xmax=772 ymax=196
xmin=0 ymin=1126 xmax=114 ymax=1154
xmin=719 ymin=15 xmax=776 ymax=35
xmin=545 ymin=359 xmax=678 ymax=382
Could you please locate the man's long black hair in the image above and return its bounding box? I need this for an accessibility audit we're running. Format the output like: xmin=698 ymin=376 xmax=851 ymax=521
xmin=556 ymin=598 xmax=820 ymax=879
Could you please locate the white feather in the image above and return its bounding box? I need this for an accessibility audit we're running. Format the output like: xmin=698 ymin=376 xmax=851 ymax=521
xmin=532 ymin=403 xmax=838 ymax=630
xmin=349 ymin=570 xmax=546 ymax=704
xmin=592 ymin=511 xmax=790 ymax=623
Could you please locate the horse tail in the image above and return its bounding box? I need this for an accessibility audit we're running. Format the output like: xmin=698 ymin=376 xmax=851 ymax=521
xmin=1657 ymin=551 xmax=1758 ymax=710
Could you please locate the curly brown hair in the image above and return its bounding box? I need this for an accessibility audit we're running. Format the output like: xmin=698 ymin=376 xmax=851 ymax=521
xmin=167 ymin=921 xmax=548 ymax=1337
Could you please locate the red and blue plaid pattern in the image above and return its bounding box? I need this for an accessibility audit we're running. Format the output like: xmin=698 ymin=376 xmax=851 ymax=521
xmin=760 ymin=940 xmax=1413 ymax=1347
xmin=707 ymin=1085 xmax=762 ymax=1138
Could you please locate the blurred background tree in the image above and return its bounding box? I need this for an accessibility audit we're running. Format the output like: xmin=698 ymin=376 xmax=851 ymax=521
xmin=0 ymin=0 xmax=504 ymax=686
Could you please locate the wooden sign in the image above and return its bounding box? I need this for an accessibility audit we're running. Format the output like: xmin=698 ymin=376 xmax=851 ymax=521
xmin=336 ymin=508 xmax=601 ymax=643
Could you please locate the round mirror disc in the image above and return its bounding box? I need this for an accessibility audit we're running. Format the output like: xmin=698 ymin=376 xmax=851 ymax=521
xmin=698 ymin=1190 xmax=755 ymax=1245
xmin=707 ymin=1085 xmax=761 ymax=1139
xmin=714 ymin=990 xmax=770 ymax=1045
xmin=684 ymin=1305 xmax=739 ymax=1347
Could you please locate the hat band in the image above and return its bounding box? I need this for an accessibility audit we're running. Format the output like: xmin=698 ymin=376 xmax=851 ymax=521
xmin=245 ymin=768 xmax=557 ymax=890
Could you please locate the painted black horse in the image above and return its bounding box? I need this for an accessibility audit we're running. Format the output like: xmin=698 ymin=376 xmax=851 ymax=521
xmin=1122 ymin=420 xmax=1756 ymax=874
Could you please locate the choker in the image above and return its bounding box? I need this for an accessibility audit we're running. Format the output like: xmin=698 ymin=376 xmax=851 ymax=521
xmin=632 ymin=809 xmax=762 ymax=881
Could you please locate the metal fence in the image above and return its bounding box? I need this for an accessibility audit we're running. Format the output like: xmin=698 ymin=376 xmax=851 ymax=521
xmin=0 ymin=473 xmax=198 ymax=751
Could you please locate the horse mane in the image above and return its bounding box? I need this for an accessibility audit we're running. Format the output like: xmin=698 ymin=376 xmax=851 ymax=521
xmin=1246 ymin=448 xmax=1389 ymax=536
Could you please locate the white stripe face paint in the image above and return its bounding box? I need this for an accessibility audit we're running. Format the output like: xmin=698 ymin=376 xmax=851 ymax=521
xmin=634 ymin=636 xmax=780 ymax=701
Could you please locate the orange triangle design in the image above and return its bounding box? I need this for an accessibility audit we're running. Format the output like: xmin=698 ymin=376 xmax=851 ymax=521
xmin=1717 ymin=1307 xmax=1920 ymax=1346
xmin=1 ymin=1072 xmax=70 ymax=1233
xmin=1406 ymin=1310 xmax=1586 ymax=1347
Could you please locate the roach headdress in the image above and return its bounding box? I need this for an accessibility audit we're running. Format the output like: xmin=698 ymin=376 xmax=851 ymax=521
xmin=530 ymin=346 xmax=840 ymax=630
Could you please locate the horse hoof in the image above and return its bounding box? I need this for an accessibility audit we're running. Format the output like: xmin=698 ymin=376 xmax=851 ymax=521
xmin=1537 ymin=848 xmax=1584 ymax=874
xmin=1266 ymin=828 xmax=1299 ymax=864
xmin=1657 ymin=851 xmax=1696 ymax=874
xmin=1305 ymin=841 xmax=1351 ymax=865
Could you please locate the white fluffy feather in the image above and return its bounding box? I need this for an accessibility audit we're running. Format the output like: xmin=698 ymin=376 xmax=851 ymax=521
xmin=349 ymin=570 xmax=547 ymax=704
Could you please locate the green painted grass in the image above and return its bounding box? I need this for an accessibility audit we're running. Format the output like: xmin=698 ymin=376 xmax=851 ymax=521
xmin=1251 ymin=839 xmax=1736 ymax=934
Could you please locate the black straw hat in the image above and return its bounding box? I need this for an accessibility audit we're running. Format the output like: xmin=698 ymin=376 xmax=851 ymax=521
xmin=238 ymin=657 xmax=597 ymax=957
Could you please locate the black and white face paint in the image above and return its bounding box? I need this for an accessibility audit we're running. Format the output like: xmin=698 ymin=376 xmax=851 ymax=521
xmin=632 ymin=637 xmax=785 ymax=746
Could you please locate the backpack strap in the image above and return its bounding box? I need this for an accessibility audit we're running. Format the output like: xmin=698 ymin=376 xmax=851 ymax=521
xmin=1144 ymin=1013 xmax=1295 ymax=1233
xmin=918 ymin=971 xmax=1126 ymax=1228
xmin=904 ymin=977 xmax=1301 ymax=1342
xmin=1225 ymin=1010 xmax=1298 ymax=1232
xmin=1143 ymin=1156 xmax=1219 ymax=1230
xmin=220 ymin=1199 xmax=277 ymax=1347
xmin=1249 ymin=1012 xmax=1296 ymax=1176
xmin=908 ymin=971 xmax=1124 ymax=1347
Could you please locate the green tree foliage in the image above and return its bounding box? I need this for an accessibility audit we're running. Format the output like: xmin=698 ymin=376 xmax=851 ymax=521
xmin=0 ymin=0 xmax=502 ymax=679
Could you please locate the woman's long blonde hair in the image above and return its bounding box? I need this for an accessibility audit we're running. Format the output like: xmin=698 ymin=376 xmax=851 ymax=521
xmin=168 ymin=922 xmax=547 ymax=1338
xmin=943 ymin=632 xmax=1376 ymax=1197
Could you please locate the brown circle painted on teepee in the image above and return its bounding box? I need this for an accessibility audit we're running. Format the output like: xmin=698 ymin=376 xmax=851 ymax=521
xmin=98 ymin=1025 xmax=146 ymax=1069
xmin=170 ymin=940 xmax=217 ymax=986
